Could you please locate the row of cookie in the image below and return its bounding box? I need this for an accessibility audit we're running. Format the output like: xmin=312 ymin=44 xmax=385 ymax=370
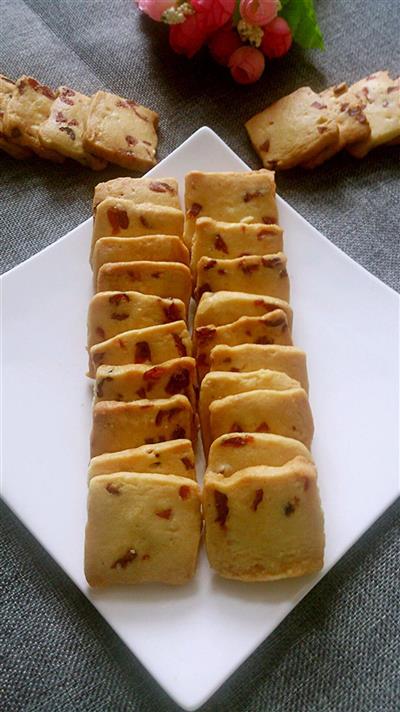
xmin=246 ymin=70 xmax=400 ymax=170
xmin=186 ymin=170 xmax=325 ymax=580
xmin=85 ymin=178 xmax=202 ymax=586
xmin=0 ymin=74 xmax=158 ymax=171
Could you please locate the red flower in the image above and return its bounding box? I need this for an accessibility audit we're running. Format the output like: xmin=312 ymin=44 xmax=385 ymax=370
xmin=229 ymin=46 xmax=265 ymax=84
xmin=169 ymin=13 xmax=209 ymax=58
xmin=208 ymin=24 xmax=242 ymax=66
xmin=261 ymin=17 xmax=292 ymax=58
xmin=192 ymin=0 xmax=236 ymax=33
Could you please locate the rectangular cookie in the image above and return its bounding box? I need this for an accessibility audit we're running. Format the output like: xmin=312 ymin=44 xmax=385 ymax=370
xmin=92 ymin=236 xmax=189 ymax=281
xmin=203 ymin=457 xmax=324 ymax=580
xmin=91 ymin=198 xmax=184 ymax=261
xmin=83 ymin=90 xmax=158 ymax=171
xmin=85 ymin=472 xmax=201 ymax=585
xmin=200 ymin=369 xmax=300 ymax=455
xmin=87 ymin=291 xmax=186 ymax=350
xmin=94 ymin=357 xmax=197 ymax=408
xmin=191 ymin=217 xmax=283 ymax=276
xmin=88 ymin=439 xmax=196 ymax=481
xmin=90 ymin=394 xmax=194 ymax=456
xmin=96 ymin=261 xmax=192 ymax=312
xmin=3 ymin=75 xmax=64 ymax=162
xmin=209 ymin=388 xmax=314 ymax=449
xmin=93 ymin=177 xmax=180 ymax=212
xmin=184 ymin=170 xmax=278 ymax=248
xmin=89 ymin=320 xmax=192 ymax=378
xmin=209 ymin=344 xmax=309 ymax=392
xmin=302 ymin=82 xmax=370 ymax=168
xmin=38 ymin=86 xmax=106 ymax=169
xmin=0 ymin=75 xmax=32 ymax=159
xmin=208 ymin=432 xmax=312 ymax=478
xmin=245 ymin=86 xmax=339 ymax=170
xmin=195 ymin=310 xmax=292 ymax=381
xmin=347 ymin=71 xmax=400 ymax=158
xmin=195 ymin=253 xmax=289 ymax=302
xmin=194 ymin=290 xmax=292 ymax=330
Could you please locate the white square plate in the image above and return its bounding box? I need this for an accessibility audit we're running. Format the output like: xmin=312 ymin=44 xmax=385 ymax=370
xmin=2 ymin=127 xmax=399 ymax=710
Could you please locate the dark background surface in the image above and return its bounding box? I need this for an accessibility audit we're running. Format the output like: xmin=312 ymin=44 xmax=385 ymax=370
xmin=1 ymin=1 xmax=399 ymax=710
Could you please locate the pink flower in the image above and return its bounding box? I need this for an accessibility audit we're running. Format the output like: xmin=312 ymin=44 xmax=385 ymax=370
xmin=208 ymin=24 xmax=242 ymax=66
xmin=239 ymin=0 xmax=279 ymax=27
xmin=192 ymin=0 xmax=236 ymax=33
xmin=261 ymin=17 xmax=292 ymax=58
xmin=137 ymin=0 xmax=173 ymax=22
xmin=229 ymin=46 xmax=265 ymax=84
xmin=169 ymin=13 xmax=209 ymax=58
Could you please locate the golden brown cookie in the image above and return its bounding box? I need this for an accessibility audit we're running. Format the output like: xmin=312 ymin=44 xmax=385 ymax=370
xmin=347 ymin=71 xmax=400 ymax=157
xmin=92 ymin=236 xmax=189 ymax=282
xmin=0 ymin=75 xmax=32 ymax=159
xmin=194 ymin=291 xmax=292 ymax=330
xmin=88 ymin=439 xmax=196 ymax=480
xmin=195 ymin=253 xmax=289 ymax=302
xmin=93 ymin=177 xmax=180 ymax=212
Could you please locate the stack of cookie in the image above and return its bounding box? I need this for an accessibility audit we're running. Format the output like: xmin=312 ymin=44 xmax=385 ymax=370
xmin=246 ymin=71 xmax=400 ymax=169
xmin=186 ymin=170 xmax=325 ymax=581
xmin=84 ymin=177 xmax=202 ymax=586
xmin=0 ymin=74 xmax=158 ymax=171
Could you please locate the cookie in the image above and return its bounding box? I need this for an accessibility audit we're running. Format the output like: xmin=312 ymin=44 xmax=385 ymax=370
xmin=38 ymin=86 xmax=106 ymax=169
xmin=90 ymin=394 xmax=194 ymax=456
xmin=87 ymin=291 xmax=186 ymax=350
xmin=94 ymin=357 xmax=197 ymax=408
xmin=245 ymin=86 xmax=339 ymax=170
xmin=209 ymin=344 xmax=309 ymax=392
xmin=347 ymin=71 xmax=400 ymax=158
xmin=0 ymin=75 xmax=32 ymax=159
xmin=302 ymin=82 xmax=370 ymax=168
xmin=203 ymin=457 xmax=324 ymax=580
xmin=3 ymin=75 xmax=64 ymax=161
xmin=85 ymin=472 xmax=201 ymax=585
xmin=184 ymin=170 xmax=278 ymax=248
xmin=195 ymin=253 xmax=289 ymax=302
xmin=88 ymin=320 xmax=192 ymax=378
xmin=88 ymin=439 xmax=196 ymax=481
xmin=96 ymin=261 xmax=192 ymax=312
xmin=93 ymin=177 xmax=180 ymax=212
xmin=91 ymin=198 xmax=184 ymax=261
xmin=208 ymin=432 xmax=312 ymax=478
xmin=191 ymin=217 xmax=283 ymax=277
xmin=200 ymin=369 xmax=300 ymax=454
xmin=92 ymin=236 xmax=189 ymax=281
xmin=194 ymin=291 xmax=292 ymax=331
xmin=83 ymin=90 xmax=158 ymax=171
xmin=194 ymin=310 xmax=292 ymax=381
xmin=208 ymin=387 xmax=314 ymax=449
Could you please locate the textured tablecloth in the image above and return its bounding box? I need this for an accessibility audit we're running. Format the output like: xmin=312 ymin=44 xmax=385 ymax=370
xmin=1 ymin=1 xmax=399 ymax=710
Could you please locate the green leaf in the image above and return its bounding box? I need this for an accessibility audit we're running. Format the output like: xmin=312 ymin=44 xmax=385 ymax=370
xmin=279 ymin=0 xmax=324 ymax=50
xmin=232 ymin=0 xmax=241 ymax=26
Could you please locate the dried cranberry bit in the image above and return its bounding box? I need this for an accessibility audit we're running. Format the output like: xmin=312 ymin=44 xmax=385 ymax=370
xmin=172 ymin=425 xmax=186 ymax=439
xmin=243 ymin=190 xmax=263 ymax=202
xmin=203 ymin=259 xmax=217 ymax=271
xmin=155 ymin=409 xmax=165 ymax=426
xmin=217 ymin=268 xmax=226 ymax=275
xmin=214 ymin=491 xmax=229 ymax=529
xmin=173 ymin=333 xmax=187 ymax=356
xmin=55 ymin=111 xmax=67 ymax=123
xmin=95 ymin=326 xmax=106 ymax=340
xmin=283 ymin=497 xmax=300 ymax=516
xmin=221 ymin=434 xmax=254 ymax=447
xmin=136 ymin=387 xmax=146 ymax=399
xmin=340 ymin=102 xmax=349 ymax=112
xmin=127 ymin=269 xmax=140 ymax=281
xmin=257 ymin=228 xmax=272 ymax=239
xmin=188 ymin=202 xmax=202 ymax=218
xmin=111 ymin=312 xmax=129 ymax=320
xmin=181 ymin=457 xmax=194 ymax=471
xmin=262 ymin=216 xmax=275 ymax=224
xmin=311 ymin=101 xmax=327 ymax=110
xmin=140 ymin=215 xmax=149 ymax=228
xmin=166 ymin=368 xmax=190 ymax=395
xmin=96 ymin=376 xmax=113 ymax=398
xmin=214 ymin=234 xmax=228 ymax=254
xmin=117 ymin=338 xmax=127 ymax=349
xmin=149 ymin=181 xmax=175 ymax=194
xmin=142 ymin=554 xmax=150 ymax=560
xmin=144 ymin=365 xmax=165 ymax=381
xmin=156 ymin=508 xmax=172 ymax=519
xmin=163 ymin=302 xmax=181 ymax=322
xmin=151 ymin=272 xmax=162 ymax=279
xmin=230 ymin=422 xmax=243 ymax=432
xmin=68 ymin=118 xmax=79 ymax=127
xmin=256 ymin=336 xmax=273 ymax=345
xmin=387 ymin=85 xmax=399 ymax=93
xmin=134 ymin=341 xmax=151 ymax=363
xmin=239 ymin=260 xmax=259 ymax=274
xmin=256 ymin=422 xmax=270 ymax=433
xmin=107 ymin=207 xmax=129 ymax=234
xmin=125 ymin=135 xmax=138 ymax=147
xmin=259 ymin=138 xmax=270 ymax=152
xmin=196 ymin=326 xmax=216 ymax=344
xmin=179 ymin=485 xmax=191 ymax=500
xmin=109 ymin=293 xmax=130 ymax=305
xmin=252 ymin=489 xmax=263 ymax=512
xmin=111 ymin=548 xmax=137 ymax=569
xmin=106 ymin=482 xmax=121 ymax=495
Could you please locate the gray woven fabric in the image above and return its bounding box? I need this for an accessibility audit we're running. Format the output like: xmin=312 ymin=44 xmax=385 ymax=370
xmin=1 ymin=0 xmax=399 ymax=710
